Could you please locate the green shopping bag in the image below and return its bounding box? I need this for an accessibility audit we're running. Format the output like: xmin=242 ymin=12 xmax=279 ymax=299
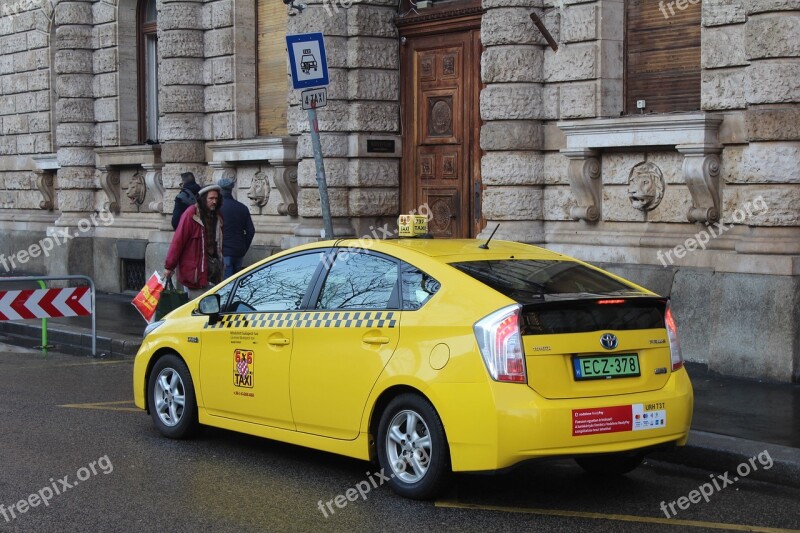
xmin=154 ymin=277 xmax=190 ymax=320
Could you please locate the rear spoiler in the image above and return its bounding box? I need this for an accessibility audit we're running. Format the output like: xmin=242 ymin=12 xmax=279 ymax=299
xmin=520 ymin=296 xmax=668 ymax=336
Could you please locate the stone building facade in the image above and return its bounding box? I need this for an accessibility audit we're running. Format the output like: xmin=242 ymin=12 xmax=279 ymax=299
xmin=0 ymin=0 xmax=797 ymax=380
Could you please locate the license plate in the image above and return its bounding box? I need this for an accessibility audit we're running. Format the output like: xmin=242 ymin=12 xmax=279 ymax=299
xmin=572 ymin=354 xmax=640 ymax=380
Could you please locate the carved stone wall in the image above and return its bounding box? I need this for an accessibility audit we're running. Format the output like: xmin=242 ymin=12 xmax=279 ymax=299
xmin=477 ymin=0 xmax=547 ymax=243
xmin=286 ymin=3 xmax=402 ymax=242
xmin=0 ymin=0 xmax=54 ymax=216
xmin=537 ymin=0 xmax=800 ymax=381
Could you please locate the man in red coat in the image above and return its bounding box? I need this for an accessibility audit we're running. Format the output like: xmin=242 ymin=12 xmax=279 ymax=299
xmin=164 ymin=184 xmax=224 ymax=299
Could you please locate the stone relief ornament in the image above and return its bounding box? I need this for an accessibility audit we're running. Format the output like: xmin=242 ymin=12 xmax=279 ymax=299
xmin=98 ymin=167 xmax=120 ymax=213
xmin=144 ymin=166 xmax=165 ymax=212
xmin=248 ymin=170 xmax=269 ymax=208
xmin=274 ymin=166 xmax=298 ymax=216
xmin=627 ymin=162 xmax=665 ymax=212
xmin=126 ymin=170 xmax=146 ymax=205
xmin=36 ymin=172 xmax=55 ymax=211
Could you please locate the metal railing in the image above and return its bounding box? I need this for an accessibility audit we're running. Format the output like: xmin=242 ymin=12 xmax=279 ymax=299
xmin=0 ymin=275 xmax=96 ymax=356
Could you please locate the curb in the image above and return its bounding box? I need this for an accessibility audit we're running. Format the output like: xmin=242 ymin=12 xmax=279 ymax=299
xmin=0 ymin=321 xmax=141 ymax=357
xmin=652 ymin=430 xmax=800 ymax=489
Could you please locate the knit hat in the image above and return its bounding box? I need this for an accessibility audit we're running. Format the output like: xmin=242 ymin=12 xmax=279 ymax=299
xmin=198 ymin=184 xmax=221 ymax=196
xmin=217 ymin=177 xmax=235 ymax=190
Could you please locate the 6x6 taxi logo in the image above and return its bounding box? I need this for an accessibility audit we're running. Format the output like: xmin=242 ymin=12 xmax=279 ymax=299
xmin=234 ymin=350 xmax=254 ymax=388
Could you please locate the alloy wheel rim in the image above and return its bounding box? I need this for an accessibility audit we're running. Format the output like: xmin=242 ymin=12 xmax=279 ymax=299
xmin=154 ymin=368 xmax=185 ymax=427
xmin=386 ymin=409 xmax=432 ymax=483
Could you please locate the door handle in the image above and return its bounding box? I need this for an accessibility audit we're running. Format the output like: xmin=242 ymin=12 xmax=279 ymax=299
xmin=268 ymin=338 xmax=290 ymax=345
xmin=363 ymin=336 xmax=390 ymax=345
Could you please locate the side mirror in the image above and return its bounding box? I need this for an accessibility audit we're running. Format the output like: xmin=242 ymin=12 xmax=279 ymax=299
xmin=198 ymin=294 xmax=221 ymax=325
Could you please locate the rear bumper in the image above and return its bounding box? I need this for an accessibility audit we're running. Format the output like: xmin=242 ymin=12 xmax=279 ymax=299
xmin=443 ymin=367 xmax=693 ymax=472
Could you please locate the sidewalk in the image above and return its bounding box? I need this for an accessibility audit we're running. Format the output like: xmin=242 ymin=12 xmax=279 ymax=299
xmin=0 ymin=292 xmax=798 ymax=487
xmin=653 ymin=362 xmax=800 ymax=489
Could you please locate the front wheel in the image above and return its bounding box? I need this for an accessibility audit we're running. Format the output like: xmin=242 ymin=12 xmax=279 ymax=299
xmin=575 ymin=452 xmax=644 ymax=476
xmin=376 ymin=394 xmax=451 ymax=500
xmin=147 ymin=354 xmax=199 ymax=439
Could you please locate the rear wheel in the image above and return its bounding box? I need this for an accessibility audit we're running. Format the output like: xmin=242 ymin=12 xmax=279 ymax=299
xmin=376 ymin=394 xmax=451 ymax=500
xmin=575 ymin=452 xmax=644 ymax=476
xmin=147 ymin=354 xmax=199 ymax=439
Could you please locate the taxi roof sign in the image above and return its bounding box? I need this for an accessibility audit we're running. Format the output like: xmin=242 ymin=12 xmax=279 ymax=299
xmin=398 ymin=215 xmax=428 ymax=237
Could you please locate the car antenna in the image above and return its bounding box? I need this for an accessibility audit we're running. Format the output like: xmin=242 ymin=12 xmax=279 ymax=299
xmin=479 ymin=224 xmax=500 ymax=249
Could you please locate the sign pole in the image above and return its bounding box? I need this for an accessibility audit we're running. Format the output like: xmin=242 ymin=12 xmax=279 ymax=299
xmin=286 ymin=32 xmax=333 ymax=240
xmin=308 ymin=104 xmax=334 ymax=239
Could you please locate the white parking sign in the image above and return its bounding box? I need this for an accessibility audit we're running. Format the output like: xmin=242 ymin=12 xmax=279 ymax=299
xmin=286 ymin=33 xmax=329 ymax=90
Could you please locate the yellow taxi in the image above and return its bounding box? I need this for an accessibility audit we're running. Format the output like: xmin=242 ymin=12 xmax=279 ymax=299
xmin=133 ymin=221 xmax=693 ymax=500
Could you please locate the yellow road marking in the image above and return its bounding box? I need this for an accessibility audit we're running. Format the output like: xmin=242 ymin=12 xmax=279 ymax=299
xmin=59 ymin=400 xmax=140 ymax=413
xmin=435 ymin=499 xmax=799 ymax=533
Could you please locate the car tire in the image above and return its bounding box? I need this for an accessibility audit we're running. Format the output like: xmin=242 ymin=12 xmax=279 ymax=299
xmin=376 ymin=393 xmax=451 ymax=500
xmin=574 ymin=452 xmax=644 ymax=476
xmin=147 ymin=353 xmax=200 ymax=439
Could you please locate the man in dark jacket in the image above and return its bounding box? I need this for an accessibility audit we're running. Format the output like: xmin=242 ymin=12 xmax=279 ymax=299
xmin=218 ymin=177 xmax=255 ymax=278
xmin=171 ymin=172 xmax=202 ymax=230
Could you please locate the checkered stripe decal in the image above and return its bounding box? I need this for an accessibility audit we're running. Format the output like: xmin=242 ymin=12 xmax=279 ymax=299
xmin=204 ymin=310 xmax=397 ymax=329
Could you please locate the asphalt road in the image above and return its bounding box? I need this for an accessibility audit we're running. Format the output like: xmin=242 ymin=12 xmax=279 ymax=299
xmin=1 ymin=346 xmax=798 ymax=533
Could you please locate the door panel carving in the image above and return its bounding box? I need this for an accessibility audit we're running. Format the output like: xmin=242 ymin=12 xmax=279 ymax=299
xmin=401 ymin=27 xmax=483 ymax=238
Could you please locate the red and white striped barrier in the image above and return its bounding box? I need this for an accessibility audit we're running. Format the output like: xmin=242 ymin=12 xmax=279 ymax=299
xmin=0 ymin=287 xmax=93 ymax=321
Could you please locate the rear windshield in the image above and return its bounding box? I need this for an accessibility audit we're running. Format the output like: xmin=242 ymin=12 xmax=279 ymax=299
xmin=450 ymin=260 xmax=644 ymax=304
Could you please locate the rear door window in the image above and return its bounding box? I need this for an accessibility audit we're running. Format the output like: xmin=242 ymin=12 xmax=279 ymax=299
xmin=400 ymin=263 xmax=439 ymax=310
xmin=316 ymin=251 xmax=399 ymax=310
xmin=450 ymin=260 xmax=643 ymax=304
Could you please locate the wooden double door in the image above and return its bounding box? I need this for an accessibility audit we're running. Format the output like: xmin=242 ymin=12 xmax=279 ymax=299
xmin=400 ymin=19 xmax=483 ymax=238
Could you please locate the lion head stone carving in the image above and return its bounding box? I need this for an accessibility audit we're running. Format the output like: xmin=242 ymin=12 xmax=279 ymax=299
xmin=248 ymin=170 xmax=269 ymax=208
xmin=627 ymin=162 xmax=665 ymax=212
xmin=126 ymin=170 xmax=146 ymax=205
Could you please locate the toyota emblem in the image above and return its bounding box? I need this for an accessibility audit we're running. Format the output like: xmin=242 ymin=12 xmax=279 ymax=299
xmin=600 ymin=333 xmax=618 ymax=350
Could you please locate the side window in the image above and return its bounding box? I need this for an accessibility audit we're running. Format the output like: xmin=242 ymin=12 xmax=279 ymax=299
xmin=226 ymin=253 xmax=322 ymax=312
xmin=400 ymin=263 xmax=439 ymax=310
xmin=214 ymin=278 xmax=236 ymax=310
xmin=317 ymin=251 xmax=398 ymax=310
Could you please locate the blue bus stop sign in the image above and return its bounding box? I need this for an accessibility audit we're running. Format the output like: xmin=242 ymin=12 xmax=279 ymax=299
xmin=286 ymin=33 xmax=329 ymax=90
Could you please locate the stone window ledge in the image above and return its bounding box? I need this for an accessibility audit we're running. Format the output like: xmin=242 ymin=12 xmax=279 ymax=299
xmin=95 ymin=145 xmax=163 ymax=214
xmin=205 ymin=138 xmax=297 ymax=166
xmin=205 ymin=138 xmax=300 ymax=217
xmin=95 ymin=144 xmax=162 ymax=168
xmin=558 ymin=113 xmax=723 ymax=150
xmin=556 ymin=113 xmax=724 ymax=224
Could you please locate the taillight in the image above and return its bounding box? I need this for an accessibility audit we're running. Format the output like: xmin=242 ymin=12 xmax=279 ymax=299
xmin=665 ymin=302 xmax=683 ymax=371
xmin=474 ymin=305 xmax=527 ymax=383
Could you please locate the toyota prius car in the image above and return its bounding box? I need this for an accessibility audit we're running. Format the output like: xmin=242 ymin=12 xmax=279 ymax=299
xmin=133 ymin=220 xmax=693 ymax=500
